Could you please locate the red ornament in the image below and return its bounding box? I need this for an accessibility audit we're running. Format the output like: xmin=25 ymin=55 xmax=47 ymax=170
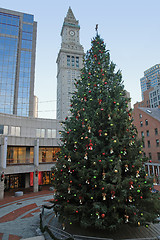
xmin=98 ymin=99 xmax=102 ymax=104
xmin=99 ymin=160 xmax=102 ymax=162
xmin=104 ymin=82 xmax=107 ymax=85
xmin=101 ymin=213 xmax=105 ymax=218
xmin=98 ymin=130 xmax=102 ymax=136
xmin=98 ymin=62 xmax=100 ymax=65
xmin=89 ymin=140 xmax=93 ymax=150
xmin=89 ymin=90 xmax=91 ymax=93
xmin=102 ymin=153 xmax=105 ymax=156
xmin=101 ymin=108 xmax=104 ymax=111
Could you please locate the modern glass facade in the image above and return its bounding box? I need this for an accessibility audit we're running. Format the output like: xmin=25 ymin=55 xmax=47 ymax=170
xmin=140 ymin=64 xmax=160 ymax=100
xmin=0 ymin=8 xmax=37 ymax=117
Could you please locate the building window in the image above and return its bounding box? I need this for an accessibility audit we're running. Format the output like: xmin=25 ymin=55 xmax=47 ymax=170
xmin=141 ymin=131 xmax=144 ymax=137
xmin=0 ymin=125 xmax=8 ymax=135
xmin=148 ymin=152 xmax=152 ymax=160
xmin=72 ymin=56 xmax=75 ymax=67
xmin=36 ymin=128 xmax=45 ymax=138
xmin=47 ymin=129 xmax=56 ymax=138
xmin=155 ymin=128 xmax=158 ymax=135
xmin=142 ymin=141 xmax=145 ymax=148
xmin=39 ymin=147 xmax=60 ymax=163
xmin=7 ymin=146 xmax=34 ymax=165
xmin=146 ymin=130 xmax=149 ymax=137
xmin=156 ymin=139 xmax=159 ymax=147
xmin=140 ymin=121 xmax=143 ymax=127
xmin=139 ymin=114 xmax=142 ymax=118
xmin=145 ymin=119 xmax=148 ymax=126
xmin=157 ymin=152 xmax=160 ymax=161
xmin=148 ymin=140 xmax=151 ymax=148
xmin=76 ymin=57 xmax=79 ymax=67
xmin=67 ymin=55 xmax=70 ymax=66
xmin=143 ymin=152 xmax=146 ymax=157
xmin=10 ymin=126 xmax=20 ymax=136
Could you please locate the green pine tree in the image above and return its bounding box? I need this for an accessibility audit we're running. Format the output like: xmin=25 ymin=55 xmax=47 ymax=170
xmin=52 ymin=33 xmax=160 ymax=231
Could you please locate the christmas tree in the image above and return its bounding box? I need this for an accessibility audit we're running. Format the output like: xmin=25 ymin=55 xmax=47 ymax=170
xmin=52 ymin=32 xmax=160 ymax=231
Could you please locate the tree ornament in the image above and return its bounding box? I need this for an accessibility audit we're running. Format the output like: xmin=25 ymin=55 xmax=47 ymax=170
xmin=82 ymin=121 xmax=85 ymax=127
xmin=114 ymin=169 xmax=118 ymax=173
xmin=102 ymin=169 xmax=106 ymax=180
xmin=96 ymin=212 xmax=100 ymax=219
xmin=68 ymin=156 xmax=71 ymax=162
xmin=89 ymin=139 xmax=93 ymax=150
xmin=68 ymin=186 xmax=71 ymax=194
xmin=101 ymin=213 xmax=105 ymax=218
xmin=129 ymin=180 xmax=134 ymax=190
xmin=102 ymin=192 xmax=107 ymax=200
xmin=111 ymin=190 xmax=115 ymax=199
xmin=79 ymin=196 xmax=83 ymax=204
xmin=98 ymin=99 xmax=102 ymax=104
xmin=88 ymin=126 xmax=91 ymax=133
xmin=86 ymin=179 xmax=90 ymax=184
xmin=74 ymin=142 xmax=77 ymax=148
xmin=110 ymin=148 xmax=114 ymax=154
xmin=128 ymin=196 xmax=132 ymax=202
xmin=84 ymin=152 xmax=88 ymax=160
xmin=124 ymin=215 xmax=129 ymax=223
xmin=98 ymin=129 xmax=102 ymax=136
xmin=125 ymin=164 xmax=129 ymax=172
xmin=62 ymin=223 xmax=65 ymax=230
xmin=138 ymin=222 xmax=140 ymax=226
xmin=136 ymin=170 xmax=140 ymax=178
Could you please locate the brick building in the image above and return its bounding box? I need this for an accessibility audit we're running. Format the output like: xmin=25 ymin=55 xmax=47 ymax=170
xmin=133 ymin=104 xmax=160 ymax=182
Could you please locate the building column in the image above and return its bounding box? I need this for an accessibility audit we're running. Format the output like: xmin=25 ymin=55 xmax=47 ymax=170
xmin=147 ymin=165 xmax=150 ymax=176
xmin=25 ymin=173 xmax=30 ymax=188
xmin=152 ymin=165 xmax=155 ymax=175
xmin=0 ymin=137 xmax=7 ymax=199
xmin=33 ymin=139 xmax=39 ymax=192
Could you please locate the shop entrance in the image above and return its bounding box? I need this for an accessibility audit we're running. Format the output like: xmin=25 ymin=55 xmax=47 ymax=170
xmin=5 ymin=174 xmax=25 ymax=190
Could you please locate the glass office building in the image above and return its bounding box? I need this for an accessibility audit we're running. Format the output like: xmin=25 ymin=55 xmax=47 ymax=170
xmin=140 ymin=64 xmax=160 ymax=100
xmin=0 ymin=8 xmax=37 ymax=117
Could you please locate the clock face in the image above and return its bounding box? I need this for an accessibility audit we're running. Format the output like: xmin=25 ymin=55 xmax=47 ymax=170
xmin=69 ymin=30 xmax=75 ymax=36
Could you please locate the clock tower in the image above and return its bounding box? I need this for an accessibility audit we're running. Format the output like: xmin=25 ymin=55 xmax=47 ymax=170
xmin=56 ymin=7 xmax=84 ymax=120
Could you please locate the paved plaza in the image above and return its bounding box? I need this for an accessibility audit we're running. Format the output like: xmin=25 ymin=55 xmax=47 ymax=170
xmin=0 ymin=187 xmax=54 ymax=240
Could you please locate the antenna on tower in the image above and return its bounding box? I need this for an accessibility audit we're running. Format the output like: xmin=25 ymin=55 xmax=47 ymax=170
xmin=95 ymin=24 xmax=98 ymax=34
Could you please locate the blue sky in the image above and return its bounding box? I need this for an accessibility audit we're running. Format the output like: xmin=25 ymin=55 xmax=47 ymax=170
xmin=1 ymin=0 xmax=160 ymax=118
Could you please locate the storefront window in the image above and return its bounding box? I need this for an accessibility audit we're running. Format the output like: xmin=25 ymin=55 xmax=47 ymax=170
xmin=7 ymin=146 xmax=34 ymax=164
xmin=39 ymin=147 xmax=60 ymax=163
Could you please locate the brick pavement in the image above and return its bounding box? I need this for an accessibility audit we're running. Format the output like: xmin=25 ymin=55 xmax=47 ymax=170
xmin=0 ymin=186 xmax=54 ymax=240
